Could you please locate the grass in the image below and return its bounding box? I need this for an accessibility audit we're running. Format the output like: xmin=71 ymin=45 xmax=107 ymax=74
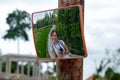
xmin=51 ymin=77 xmax=56 ymax=80
xmin=34 ymin=27 xmax=51 ymax=58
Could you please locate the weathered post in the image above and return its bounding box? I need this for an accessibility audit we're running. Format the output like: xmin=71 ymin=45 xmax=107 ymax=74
xmin=56 ymin=0 xmax=85 ymax=80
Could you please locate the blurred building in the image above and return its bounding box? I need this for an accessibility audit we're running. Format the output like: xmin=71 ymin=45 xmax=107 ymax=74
xmin=0 ymin=54 xmax=51 ymax=80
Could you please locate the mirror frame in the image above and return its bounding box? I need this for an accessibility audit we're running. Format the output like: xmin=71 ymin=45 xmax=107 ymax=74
xmin=32 ymin=5 xmax=87 ymax=60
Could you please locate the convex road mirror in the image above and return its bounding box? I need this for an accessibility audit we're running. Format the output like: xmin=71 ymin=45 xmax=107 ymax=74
xmin=32 ymin=5 xmax=87 ymax=60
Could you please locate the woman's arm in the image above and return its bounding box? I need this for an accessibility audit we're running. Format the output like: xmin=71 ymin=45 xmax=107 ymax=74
xmin=63 ymin=43 xmax=69 ymax=54
xmin=52 ymin=50 xmax=57 ymax=58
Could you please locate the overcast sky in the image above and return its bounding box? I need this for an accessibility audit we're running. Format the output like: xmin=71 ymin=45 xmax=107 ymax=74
xmin=0 ymin=0 xmax=58 ymax=55
xmin=84 ymin=0 xmax=120 ymax=79
xmin=0 ymin=0 xmax=120 ymax=79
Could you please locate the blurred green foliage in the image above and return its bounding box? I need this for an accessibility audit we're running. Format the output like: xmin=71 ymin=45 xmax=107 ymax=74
xmin=56 ymin=6 xmax=84 ymax=56
xmin=34 ymin=27 xmax=51 ymax=58
xmin=93 ymin=49 xmax=120 ymax=80
xmin=34 ymin=6 xmax=85 ymax=57
xmin=3 ymin=9 xmax=31 ymax=41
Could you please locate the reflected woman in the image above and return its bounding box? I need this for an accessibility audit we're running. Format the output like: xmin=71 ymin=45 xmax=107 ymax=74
xmin=50 ymin=29 xmax=70 ymax=58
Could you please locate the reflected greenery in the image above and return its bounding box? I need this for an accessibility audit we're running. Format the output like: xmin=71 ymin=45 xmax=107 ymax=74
xmin=33 ymin=6 xmax=86 ymax=58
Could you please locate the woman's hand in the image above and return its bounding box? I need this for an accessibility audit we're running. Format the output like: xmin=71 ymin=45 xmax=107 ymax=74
xmin=64 ymin=43 xmax=69 ymax=54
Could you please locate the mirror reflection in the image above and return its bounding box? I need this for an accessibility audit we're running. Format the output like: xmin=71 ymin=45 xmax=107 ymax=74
xmin=32 ymin=5 xmax=87 ymax=59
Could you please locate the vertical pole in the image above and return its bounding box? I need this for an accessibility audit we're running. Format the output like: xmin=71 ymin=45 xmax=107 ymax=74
xmin=57 ymin=0 xmax=84 ymax=80
xmin=0 ymin=61 xmax=2 ymax=73
xmin=5 ymin=59 xmax=11 ymax=79
xmin=17 ymin=61 xmax=20 ymax=78
xmin=27 ymin=62 xmax=30 ymax=77
xmin=17 ymin=38 xmax=20 ymax=55
xmin=32 ymin=62 xmax=35 ymax=78
xmin=21 ymin=61 xmax=24 ymax=74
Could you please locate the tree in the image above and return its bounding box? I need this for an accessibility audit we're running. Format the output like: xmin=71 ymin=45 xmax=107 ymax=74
xmin=35 ymin=11 xmax=57 ymax=29
xmin=3 ymin=9 xmax=31 ymax=54
xmin=93 ymin=49 xmax=120 ymax=80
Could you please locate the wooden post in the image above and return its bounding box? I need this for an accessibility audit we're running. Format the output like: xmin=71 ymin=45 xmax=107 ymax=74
xmin=57 ymin=59 xmax=83 ymax=80
xmin=56 ymin=0 xmax=84 ymax=80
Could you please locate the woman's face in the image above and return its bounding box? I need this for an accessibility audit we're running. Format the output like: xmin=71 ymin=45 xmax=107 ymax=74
xmin=51 ymin=32 xmax=58 ymax=43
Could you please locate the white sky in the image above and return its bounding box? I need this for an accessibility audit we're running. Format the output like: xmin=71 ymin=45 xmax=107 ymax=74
xmin=0 ymin=0 xmax=58 ymax=55
xmin=0 ymin=0 xmax=120 ymax=80
xmin=84 ymin=0 xmax=120 ymax=79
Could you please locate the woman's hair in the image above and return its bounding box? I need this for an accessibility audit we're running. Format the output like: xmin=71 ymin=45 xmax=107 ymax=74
xmin=50 ymin=29 xmax=58 ymax=36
